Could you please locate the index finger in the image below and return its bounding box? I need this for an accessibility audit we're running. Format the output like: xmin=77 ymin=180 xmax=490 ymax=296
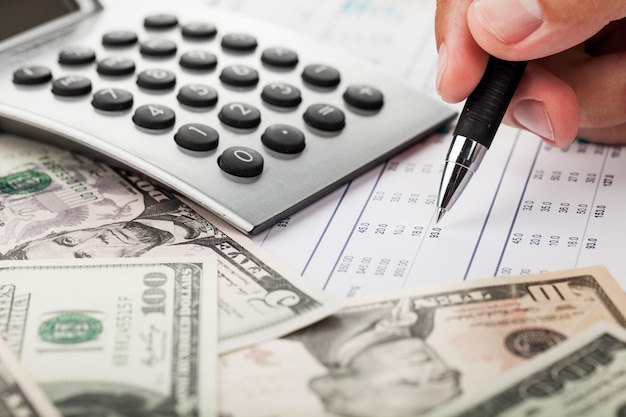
xmin=435 ymin=0 xmax=488 ymax=103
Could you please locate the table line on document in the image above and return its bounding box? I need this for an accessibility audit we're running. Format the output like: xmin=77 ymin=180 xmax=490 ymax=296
xmin=401 ymin=208 xmax=443 ymax=288
xmin=464 ymin=130 xmax=525 ymax=279
xmin=572 ymin=142 xmax=610 ymax=268
xmin=316 ymin=162 xmax=389 ymax=289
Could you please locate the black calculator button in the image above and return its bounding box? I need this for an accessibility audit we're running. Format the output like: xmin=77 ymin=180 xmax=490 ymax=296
xmin=102 ymin=30 xmax=138 ymax=47
xmin=179 ymin=51 xmax=218 ymax=70
xmin=144 ymin=14 xmax=178 ymax=30
xmin=262 ymin=124 xmax=305 ymax=154
xmin=261 ymin=47 xmax=299 ymax=68
xmin=343 ymin=84 xmax=384 ymax=110
xmin=221 ymin=33 xmax=257 ymax=52
xmin=303 ymin=103 xmax=345 ymax=131
xmin=181 ymin=22 xmax=218 ymax=39
xmin=177 ymin=84 xmax=218 ymax=107
xmin=140 ymin=39 xmax=178 ymax=57
xmin=261 ymin=82 xmax=302 ymax=107
xmin=174 ymin=123 xmax=219 ymax=151
xmin=219 ymin=65 xmax=259 ymax=87
xmin=301 ymin=64 xmax=341 ymax=88
xmin=132 ymin=104 xmax=176 ymax=129
xmin=51 ymin=76 xmax=92 ymax=96
xmin=137 ymin=69 xmax=176 ymax=90
xmin=218 ymin=146 xmax=264 ymax=177
xmin=97 ymin=57 xmax=136 ymax=76
xmin=12 ymin=66 xmax=52 ymax=85
xmin=58 ymin=47 xmax=96 ymax=65
xmin=91 ymin=88 xmax=134 ymax=111
xmin=218 ymin=102 xmax=261 ymax=129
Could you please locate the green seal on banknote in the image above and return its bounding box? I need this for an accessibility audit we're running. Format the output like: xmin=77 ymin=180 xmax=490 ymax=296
xmin=39 ymin=312 xmax=103 ymax=344
xmin=0 ymin=170 xmax=52 ymax=195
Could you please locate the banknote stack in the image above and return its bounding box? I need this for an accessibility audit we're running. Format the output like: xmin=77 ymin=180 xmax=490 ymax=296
xmin=0 ymin=132 xmax=343 ymax=416
xmin=1 ymin=132 xmax=626 ymax=417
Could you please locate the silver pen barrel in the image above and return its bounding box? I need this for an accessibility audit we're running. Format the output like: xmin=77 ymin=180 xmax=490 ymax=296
xmin=436 ymin=135 xmax=488 ymax=222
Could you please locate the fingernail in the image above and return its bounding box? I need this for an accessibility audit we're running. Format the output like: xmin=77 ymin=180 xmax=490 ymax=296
xmin=472 ymin=0 xmax=543 ymax=44
xmin=436 ymin=43 xmax=448 ymax=96
xmin=513 ymin=99 xmax=555 ymax=142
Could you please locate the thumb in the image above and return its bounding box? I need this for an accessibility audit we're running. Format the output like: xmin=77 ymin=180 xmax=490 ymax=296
xmin=467 ymin=0 xmax=626 ymax=60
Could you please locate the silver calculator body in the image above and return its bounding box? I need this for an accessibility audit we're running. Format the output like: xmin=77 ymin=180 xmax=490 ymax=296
xmin=0 ymin=0 xmax=456 ymax=234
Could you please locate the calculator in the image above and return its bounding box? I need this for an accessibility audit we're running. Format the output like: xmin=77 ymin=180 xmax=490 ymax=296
xmin=0 ymin=0 xmax=456 ymax=234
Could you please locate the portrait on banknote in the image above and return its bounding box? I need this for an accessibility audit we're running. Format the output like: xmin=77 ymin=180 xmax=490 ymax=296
xmin=0 ymin=133 xmax=341 ymax=353
xmin=287 ymin=297 xmax=461 ymax=417
xmin=0 ymin=151 xmax=225 ymax=260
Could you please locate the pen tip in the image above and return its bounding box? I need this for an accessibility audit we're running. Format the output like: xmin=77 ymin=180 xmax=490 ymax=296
xmin=436 ymin=207 xmax=446 ymax=223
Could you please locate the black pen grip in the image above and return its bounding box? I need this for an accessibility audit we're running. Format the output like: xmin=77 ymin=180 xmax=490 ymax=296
xmin=453 ymin=57 xmax=527 ymax=148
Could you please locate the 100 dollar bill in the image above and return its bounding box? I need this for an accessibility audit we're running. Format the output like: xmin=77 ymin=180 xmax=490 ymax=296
xmin=0 ymin=133 xmax=342 ymax=352
xmin=0 ymin=257 xmax=218 ymax=417
xmin=219 ymin=265 xmax=626 ymax=417
xmin=427 ymin=322 xmax=626 ymax=416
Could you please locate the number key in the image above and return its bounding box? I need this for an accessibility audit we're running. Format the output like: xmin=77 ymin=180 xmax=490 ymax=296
xmin=174 ymin=123 xmax=219 ymax=151
xmin=132 ymin=104 xmax=175 ymax=129
xmin=218 ymin=102 xmax=261 ymax=129
xmin=177 ymin=84 xmax=218 ymax=107
xmin=218 ymin=146 xmax=264 ymax=177
xmin=261 ymin=82 xmax=302 ymax=107
xmin=136 ymin=69 xmax=176 ymax=90
xmin=92 ymin=88 xmax=133 ymax=111
xmin=301 ymin=64 xmax=341 ymax=87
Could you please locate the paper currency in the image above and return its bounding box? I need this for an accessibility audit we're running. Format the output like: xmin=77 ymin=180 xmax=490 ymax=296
xmin=0 ymin=133 xmax=341 ymax=352
xmin=219 ymin=265 xmax=626 ymax=417
xmin=426 ymin=322 xmax=626 ymax=417
xmin=0 ymin=335 xmax=62 ymax=417
xmin=0 ymin=257 xmax=217 ymax=417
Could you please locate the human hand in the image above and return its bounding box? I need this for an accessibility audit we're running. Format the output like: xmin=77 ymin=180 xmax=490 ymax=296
xmin=435 ymin=0 xmax=626 ymax=146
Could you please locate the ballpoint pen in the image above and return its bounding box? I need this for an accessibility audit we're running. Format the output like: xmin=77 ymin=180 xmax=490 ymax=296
xmin=436 ymin=56 xmax=528 ymax=222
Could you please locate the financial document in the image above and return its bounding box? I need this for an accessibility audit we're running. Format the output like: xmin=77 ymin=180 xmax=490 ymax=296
xmin=211 ymin=0 xmax=626 ymax=295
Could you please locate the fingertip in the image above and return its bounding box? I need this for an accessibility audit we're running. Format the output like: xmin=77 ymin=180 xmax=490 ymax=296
xmin=505 ymin=64 xmax=579 ymax=146
xmin=435 ymin=42 xmax=448 ymax=97
xmin=436 ymin=39 xmax=488 ymax=103
xmin=533 ymin=82 xmax=579 ymax=147
xmin=434 ymin=0 xmax=490 ymax=103
xmin=512 ymin=99 xmax=556 ymax=143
